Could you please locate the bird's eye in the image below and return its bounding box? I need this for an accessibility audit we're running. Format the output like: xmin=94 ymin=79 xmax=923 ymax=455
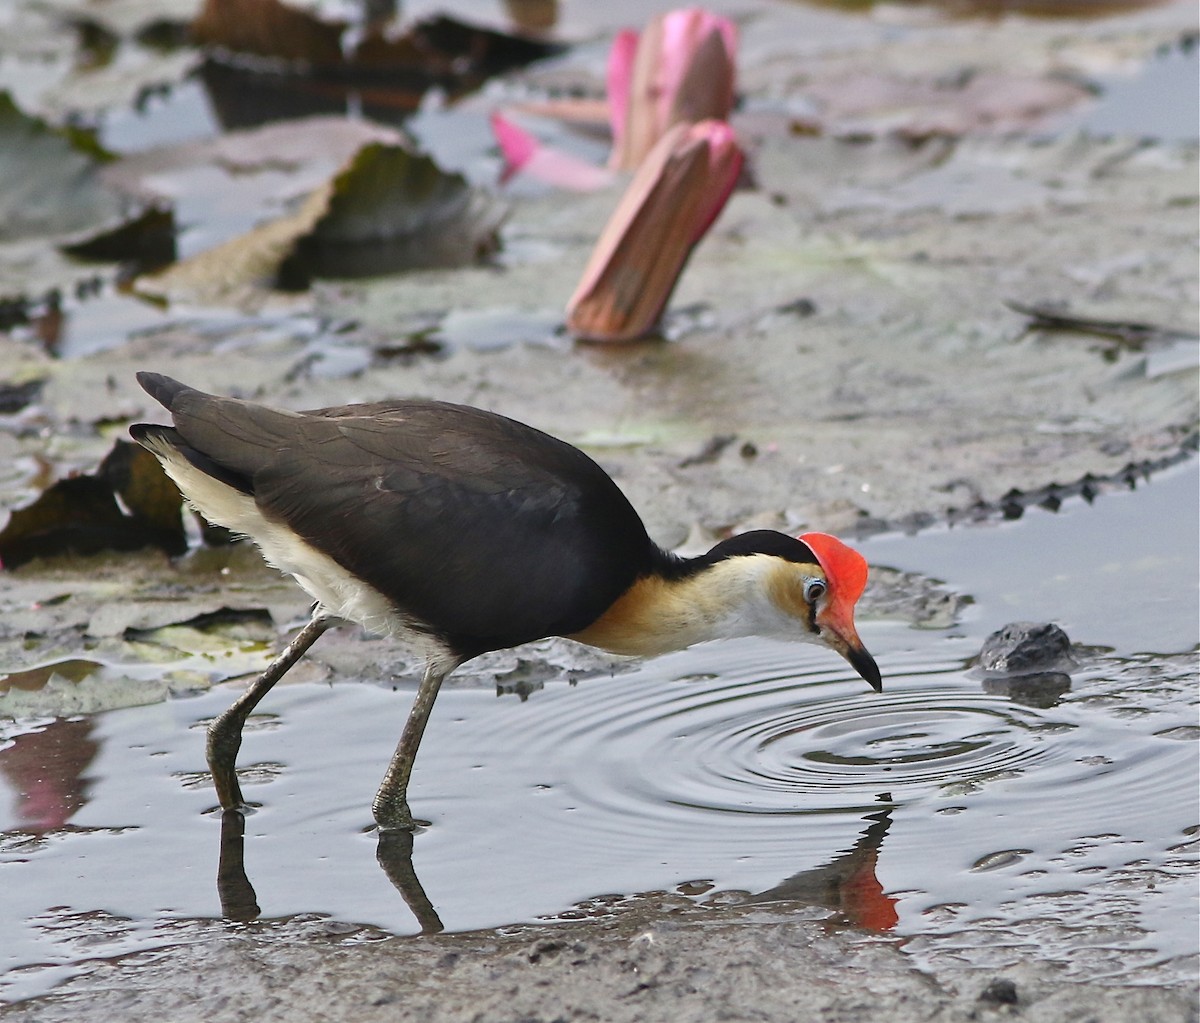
xmin=804 ymin=578 xmax=827 ymax=603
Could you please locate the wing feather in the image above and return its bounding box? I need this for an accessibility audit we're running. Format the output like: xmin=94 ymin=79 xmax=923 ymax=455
xmin=146 ymin=379 xmax=654 ymax=656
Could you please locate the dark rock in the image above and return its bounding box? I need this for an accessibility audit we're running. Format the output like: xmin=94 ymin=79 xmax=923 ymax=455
xmin=978 ymin=977 xmax=1019 ymax=1005
xmin=977 ymin=622 xmax=1075 ymax=676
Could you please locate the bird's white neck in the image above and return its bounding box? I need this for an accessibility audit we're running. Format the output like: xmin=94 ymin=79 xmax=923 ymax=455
xmin=567 ymin=553 xmax=819 ymax=657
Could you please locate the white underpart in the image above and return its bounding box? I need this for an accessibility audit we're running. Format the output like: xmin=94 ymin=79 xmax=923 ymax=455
xmin=145 ymin=436 xmax=454 ymax=668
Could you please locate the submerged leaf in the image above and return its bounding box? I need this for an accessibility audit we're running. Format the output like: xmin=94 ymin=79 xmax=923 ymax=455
xmin=0 ymin=441 xmax=186 ymax=569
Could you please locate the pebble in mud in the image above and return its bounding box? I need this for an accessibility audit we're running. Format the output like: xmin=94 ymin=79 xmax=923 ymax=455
xmin=977 ymin=976 xmax=1020 ymax=1006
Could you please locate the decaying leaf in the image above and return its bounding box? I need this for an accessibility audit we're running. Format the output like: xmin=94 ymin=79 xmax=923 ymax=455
xmin=143 ymin=140 xmax=503 ymax=302
xmin=101 ymin=440 xmax=189 ymax=540
xmin=0 ymin=378 xmax=45 ymax=414
xmin=61 ymin=205 xmax=176 ymax=274
xmin=354 ymin=15 xmax=563 ymax=80
xmin=0 ymin=89 xmax=179 ymax=299
xmin=279 ymin=143 xmax=504 ymax=285
xmin=191 ymin=0 xmax=561 ymax=103
xmin=191 ymin=0 xmax=345 ymax=64
xmin=136 ymin=184 xmax=331 ymax=307
xmin=0 ymin=440 xmax=186 ymax=569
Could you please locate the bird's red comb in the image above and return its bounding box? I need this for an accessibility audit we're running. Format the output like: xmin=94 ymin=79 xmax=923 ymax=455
xmin=799 ymin=532 xmax=869 ymax=605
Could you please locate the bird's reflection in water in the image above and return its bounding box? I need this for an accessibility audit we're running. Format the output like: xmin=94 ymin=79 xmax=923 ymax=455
xmin=375 ymin=829 xmax=445 ymax=934
xmin=0 ymin=718 xmax=100 ymax=834
xmin=747 ymin=803 xmax=898 ymax=932
xmin=215 ymin=805 xmax=895 ymax=936
xmin=216 ymin=810 xmax=261 ymax=923
xmin=215 ymin=810 xmax=444 ymax=933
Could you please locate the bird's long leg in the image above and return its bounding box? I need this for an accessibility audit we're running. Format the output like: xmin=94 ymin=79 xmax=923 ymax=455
xmin=207 ymin=613 xmax=333 ymax=812
xmin=372 ymin=659 xmax=453 ymax=832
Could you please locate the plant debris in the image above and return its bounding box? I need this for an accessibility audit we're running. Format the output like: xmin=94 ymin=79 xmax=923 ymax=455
xmin=0 ymin=441 xmax=186 ymax=569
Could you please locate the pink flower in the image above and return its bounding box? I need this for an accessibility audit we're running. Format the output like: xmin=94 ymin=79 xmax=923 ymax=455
xmin=608 ymin=8 xmax=737 ymax=171
xmin=566 ymin=119 xmax=743 ymax=342
xmin=491 ymin=112 xmax=616 ymax=191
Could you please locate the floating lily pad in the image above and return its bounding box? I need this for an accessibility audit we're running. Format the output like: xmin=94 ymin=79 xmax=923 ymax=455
xmin=0 ymin=91 xmax=119 ymax=243
xmin=277 ymin=143 xmax=504 ymax=285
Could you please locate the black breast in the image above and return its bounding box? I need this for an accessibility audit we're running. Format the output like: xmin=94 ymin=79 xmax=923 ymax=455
xmin=145 ymin=377 xmax=658 ymax=658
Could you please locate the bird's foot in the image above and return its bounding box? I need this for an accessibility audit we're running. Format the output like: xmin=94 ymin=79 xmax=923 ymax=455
xmin=207 ymin=761 xmax=248 ymax=814
xmin=207 ymin=797 xmax=258 ymax=818
xmin=372 ymin=793 xmax=428 ymax=833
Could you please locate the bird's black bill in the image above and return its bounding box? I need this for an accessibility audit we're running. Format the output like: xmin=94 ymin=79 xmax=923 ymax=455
xmin=848 ymin=643 xmax=883 ymax=692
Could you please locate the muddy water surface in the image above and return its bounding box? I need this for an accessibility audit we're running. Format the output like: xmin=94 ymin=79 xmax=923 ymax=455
xmin=2 ymin=463 xmax=1195 ymax=1002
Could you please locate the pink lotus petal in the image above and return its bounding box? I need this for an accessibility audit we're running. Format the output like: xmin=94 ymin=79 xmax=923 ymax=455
xmin=658 ymin=9 xmax=736 ymax=121
xmin=606 ymin=29 xmax=639 ymax=158
xmin=491 ymin=112 xmax=615 ymax=192
xmin=609 ymin=7 xmax=738 ymax=171
xmin=518 ymin=149 xmax=616 ymax=192
xmin=689 ymin=120 xmax=742 ymax=241
xmin=567 ymin=119 xmax=743 ymax=342
xmin=491 ymin=111 xmax=538 ymax=173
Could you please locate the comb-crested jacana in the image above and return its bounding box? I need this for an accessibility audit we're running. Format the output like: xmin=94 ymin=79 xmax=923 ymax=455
xmin=131 ymin=372 xmax=881 ymax=831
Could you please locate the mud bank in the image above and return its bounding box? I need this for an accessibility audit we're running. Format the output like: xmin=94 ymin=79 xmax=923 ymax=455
xmin=4 ymin=898 xmax=1197 ymax=1023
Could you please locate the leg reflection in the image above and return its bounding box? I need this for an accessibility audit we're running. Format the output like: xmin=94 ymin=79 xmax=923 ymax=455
xmin=213 ymin=810 xmax=444 ymax=933
xmin=376 ymin=829 xmax=444 ymax=935
xmin=217 ymin=810 xmax=262 ymax=922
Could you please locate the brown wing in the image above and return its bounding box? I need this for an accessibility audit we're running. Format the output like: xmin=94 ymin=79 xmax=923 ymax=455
xmin=135 ymin=373 xmax=656 ymax=657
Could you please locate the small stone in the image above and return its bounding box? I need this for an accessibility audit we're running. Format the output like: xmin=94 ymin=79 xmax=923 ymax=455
xmin=977 ymin=622 xmax=1075 ymax=676
xmin=978 ymin=977 xmax=1019 ymax=1005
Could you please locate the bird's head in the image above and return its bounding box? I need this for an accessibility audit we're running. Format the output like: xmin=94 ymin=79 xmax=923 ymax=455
xmin=568 ymin=529 xmax=881 ymax=686
xmin=794 ymin=532 xmax=881 ymax=692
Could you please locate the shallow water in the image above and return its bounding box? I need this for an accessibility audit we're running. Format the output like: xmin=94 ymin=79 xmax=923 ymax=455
xmin=1 ymin=462 xmax=1196 ymax=1002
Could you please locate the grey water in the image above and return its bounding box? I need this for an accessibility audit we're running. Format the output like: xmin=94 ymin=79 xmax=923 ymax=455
xmin=1 ymin=462 xmax=1196 ymax=1001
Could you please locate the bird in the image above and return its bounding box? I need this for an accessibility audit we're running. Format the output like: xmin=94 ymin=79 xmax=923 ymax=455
xmin=130 ymin=372 xmax=881 ymax=831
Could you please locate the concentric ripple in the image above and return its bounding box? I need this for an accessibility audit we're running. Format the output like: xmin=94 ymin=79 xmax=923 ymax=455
xmin=2 ymin=637 xmax=1196 ymax=1000
xmin=469 ymin=644 xmax=1073 ymax=827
